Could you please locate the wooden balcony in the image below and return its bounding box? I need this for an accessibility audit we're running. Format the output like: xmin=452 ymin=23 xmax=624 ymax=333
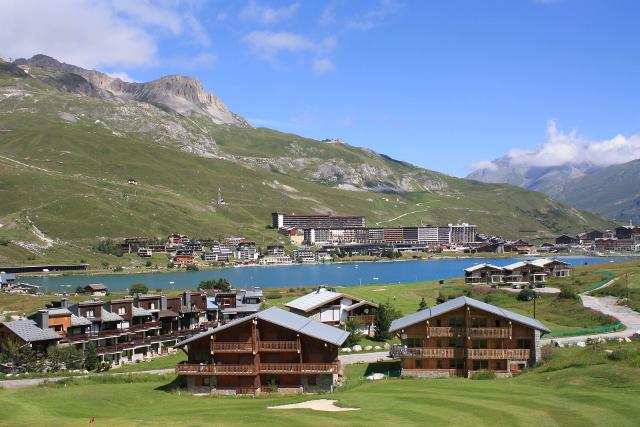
xmin=468 ymin=327 xmax=510 ymax=338
xmin=467 ymin=349 xmax=530 ymax=360
xmin=211 ymin=342 xmax=253 ymax=352
xmin=348 ymin=315 xmax=375 ymax=324
xmin=427 ymin=327 xmax=465 ymax=337
xmin=401 ymin=347 xmax=465 ymax=359
xmin=129 ymin=321 xmax=161 ymax=332
xmin=175 ymin=363 xmax=256 ymax=375
xmin=258 ymin=341 xmax=299 ymax=352
xmin=259 ymin=362 xmax=340 ymax=374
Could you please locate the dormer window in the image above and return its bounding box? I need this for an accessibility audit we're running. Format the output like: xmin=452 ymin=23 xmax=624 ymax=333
xmin=86 ymin=309 xmax=95 ymax=318
xmin=150 ymin=303 xmax=156 ymax=310
xmin=117 ymin=307 xmax=126 ymax=315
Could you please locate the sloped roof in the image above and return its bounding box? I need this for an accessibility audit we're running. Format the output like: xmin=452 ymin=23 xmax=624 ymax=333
xmin=343 ymin=300 xmax=379 ymax=311
xmin=502 ymin=261 xmax=528 ymax=271
xmin=84 ymin=283 xmax=108 ymax=291
xmin=100 ymin=309 xmax=123 ymax=323
xmin=285 ymin=288 xmax=349 ymax=312
xmin=389 ymin=296 xmax=550 ymax=334
xmin=132 ymin=306 xmax=153 ymax=317
xmin=529 ymin=258 xmax=570 ymax=268
xmin=174 ymin=306 xmax=349 ymax=348
xmin=1 ymin=319 xmax=62 ymax=342
xmin=70 ymin=314 xmax=92 ymax=327
xmin=47 ymin=308 xmax=72 ymax=317
xmin=159 ymin=309 xmax=179 ymax=318
xmin=464 ymin=263 xmax=504 ymax=273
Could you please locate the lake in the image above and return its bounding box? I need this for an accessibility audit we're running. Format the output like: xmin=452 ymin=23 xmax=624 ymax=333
xmin=23 ymin=256 xmax=630 ymax=293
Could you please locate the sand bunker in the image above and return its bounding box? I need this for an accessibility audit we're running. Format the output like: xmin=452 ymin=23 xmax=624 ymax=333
xmin=268 ymin=399 xmax=359 ymax=412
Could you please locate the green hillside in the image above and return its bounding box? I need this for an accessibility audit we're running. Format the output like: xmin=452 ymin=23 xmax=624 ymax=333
xmin=0 ymin=59 xmax=613 ymax=267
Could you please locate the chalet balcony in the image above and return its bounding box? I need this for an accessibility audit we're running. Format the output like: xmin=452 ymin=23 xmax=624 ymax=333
xmin=211 ymin=342 xmax=253 ymax=352
xmin=348 ymin=315 xmax=375 ymax=324
xmin=129 ymin=321 xmax=161 ymax=332
xmin=467 ymin=349 xmax=530 ymax=360
xmin=400 ymin=347 xmax=465 ymax=359
xmin=468 ymin=327 xmax=511 ymax=338
xmin=259 ymin=362 xmax=340 ymax=374
xmin=257 ymin=341 xmax=299 ymax=352
xmin=427 ymin=327 xmax=466 ymax=337
xmin=175 ymin=363 xmax=256 ymax=375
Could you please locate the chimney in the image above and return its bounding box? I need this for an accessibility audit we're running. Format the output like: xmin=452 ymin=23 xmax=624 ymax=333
xmin=160 ymin=295 xmax=167 ymax=310
xmin=34 ymin=309 xmax=49 ymax=329
xmin=183 ymin=290 xmax=191 ymax=308
xmin=133 ymin=294 xmax=140 ymax=307
xmin=60 ymin=298 xmax=69 ymax=309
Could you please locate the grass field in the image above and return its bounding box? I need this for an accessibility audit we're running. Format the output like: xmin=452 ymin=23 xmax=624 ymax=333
xmin=1 ymin=341 xmax=639 ymax=426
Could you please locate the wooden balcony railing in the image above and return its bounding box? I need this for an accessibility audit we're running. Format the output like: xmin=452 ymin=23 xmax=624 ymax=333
xmin=258 ymin=341 xmax=299 ymax=352
xmin=348 ymin=315 xmax=375 ymax=324
xmin=259 ymin=362 xmax=340 ymax=374
xmin=129 ymin=321 xmax=161 ymax=331
xmin=427 ymin=327 xmax=465 ymax=337
xmin=175 ymin=363 xmax=256 ymax=375
xmin=467 ymin=349 xmax=530 ymax=360
xmin=400 ymin=347 xmax=465 ymax=359
xmin=212 ymin=342 xmax=253 ymax=352
xmin=468 ymin=327 xmax=510 ymax=338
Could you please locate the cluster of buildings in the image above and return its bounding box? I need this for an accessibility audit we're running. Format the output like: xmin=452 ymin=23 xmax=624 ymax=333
xmin=0 ymin=273 xmax=39 ymax=294
xmin=554 ymin=225 xmax=640 ymax=253
xmin=273 ymin=212 xmax=478 ymax=254
xmin=464 ymin=258 xmax=572 ymax=287
xmin=174 ymin=293 xmax=549 ymax=394
xmin=0 ymin=288 xmax=263 ymax=368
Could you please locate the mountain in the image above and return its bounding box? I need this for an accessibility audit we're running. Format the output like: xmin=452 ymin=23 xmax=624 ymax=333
xmin=0 ymin=56 xmax=613 ymax=266
xmin=468 ymin=155 xmax=640 ymax=222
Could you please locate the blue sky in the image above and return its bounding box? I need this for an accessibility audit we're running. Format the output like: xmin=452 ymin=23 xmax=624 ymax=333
xmin=3 ymin=0 xmax=640 ymax=176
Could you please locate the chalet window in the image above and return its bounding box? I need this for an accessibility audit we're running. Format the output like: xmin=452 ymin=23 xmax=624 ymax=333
xmin=471 ymin=317 xmax=487 ymax=328
xmin=473 ymin=360 xmax=489 ymax=370
xmin=195 ymin=377 xmax=210 ymax=387
xmin=150 ymin=303 xmax=156 ymax=310
xmin=54 ymin=325 xmax=63 ymax=332
xmin=117 ymin=307 xmax=126 ymax=315
xmin=415 ymin=360 xmax=423 ymax=369
xmin=436 ymin=340 xmax=443 ymax=348
xmin=436 ymin=360 xmax=444 ymax=369
xmin=449 ymin=359 xmax=464 ymax=369
xmin=448 ymin=338 xmax=464 ymax=348
xmin=448 ymin=317 xmax=463 ymax=327
xmin=495 ymin=319 xmax=501 ymax=327
xmin=495 ymin=360 xmax=507 ymax=370
xmin=407 ymin=338 xmax=423 ymax=348
xmin=471 ymin=340 xmax=487 ymax=349
xmin=517 ymin=339 xmax=532 ymax=349
xmin=86 ymin=309 xmax=95 ymax=318
xmin=436 ymin=319 xmax=442 ymax=327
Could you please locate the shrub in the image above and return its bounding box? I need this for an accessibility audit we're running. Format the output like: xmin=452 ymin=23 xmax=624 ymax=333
xmin=94 ymin=239 xmax=123 ymax=257
xmin=373 ymin=301 xmax=401 ymax=341
xmin=558 ymin=287 xmax=579 ymax=300
xmin=129 ymin=283 xmax=149 ymax=295
xmin=186 ymin=264 xmax=199 ymax=271
xmin=198 ymin=279 xmax=231 ymax=292
xmin=47 ymin=346 xmax=84 ymax=371
xmin=0 ymin=239 xmax=10 ymax=246
xmin=541 ymin=345 xmax=555 ymax=363
xmin=607 ymin=348 xmax=631 ymax=361
xmin=343 ymin=318 xmax=364 ymax=348
xmin=113 ymin=266 xmax=123 ymax=272
xmin=517 ymin=288 xmax=536 ymax=301
xmin=145 ymin=260 xmax=153 ymax=267
xmin=417 ymin=297 xmax=428 ymax=311
xmin=470 ymin=370 xmax=496 ymax=380
xmin=167 ymin=262 xmax=175 ymax=269
xmin=84 ymin=342 xmax=98 ymax=371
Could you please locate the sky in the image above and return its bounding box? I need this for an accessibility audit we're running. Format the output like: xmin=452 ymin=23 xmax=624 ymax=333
xmin=2 ymin=0 xmax=640 ymax=177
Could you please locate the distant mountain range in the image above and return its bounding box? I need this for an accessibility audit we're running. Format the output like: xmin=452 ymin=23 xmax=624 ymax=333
xmin=0 ymin=55 xmax=613 ymax=266
xmin=468 ymin=157 xmax=640 ymax=223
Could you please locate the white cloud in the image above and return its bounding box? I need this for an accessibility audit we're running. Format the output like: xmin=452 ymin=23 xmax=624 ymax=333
xmin=240 ymin=1 xmax=299 ymax=24
xmin=474 ymin=120 xmax=640 ymax=171
xmin=312 ymin=57 xmax=335 ymax=74
xmin=106 ymin=71 xmax=138 ymax=82
xmin=0 ymin=0 xmax=212 ymax=70
xmin=470 ymin=160 xmax=499 ymax=171
xmin=346 ymin=0 xmax=402 ymax=31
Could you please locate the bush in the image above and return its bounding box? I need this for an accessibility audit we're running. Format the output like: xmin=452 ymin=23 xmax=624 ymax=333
xmin=0 ymin=239 xmax=10 ymax=246
xmin=167 ymin=262 xmax=174 ymax=269
xmin=186 ymin=264 xmax=199 ymax=271
xmin=343 ymin=318 xmax=364 ymax=347
xmin=373 ymin=301 xmax=401 ymax=341
xmin=517 ymin=288 xmax=536 ymax=301
xmin=145 ymin=260 xmax=153 ymax=267
xmin=558 ymin=287 xmax=579 ymax=300
xmin=198 ymin=279 xmax=231 ymax=292
xmin=129 ymin=283 xmax=149 ymax=295
xmin=94 ymin=239 xmax=123 ymax=257
xmin=47 ymin=346 xmax=84 ymax=371
xmin=84 ymin=342 xmax=98 ymax=371
xmin=607 ymin=348 xmax=631 ymax=361
xmin=470 ymin=370 xmax=496 ymax=380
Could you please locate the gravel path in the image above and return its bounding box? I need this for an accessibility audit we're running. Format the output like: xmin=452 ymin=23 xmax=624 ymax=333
xmin=339 ymin=351 xmax=390 ymax=365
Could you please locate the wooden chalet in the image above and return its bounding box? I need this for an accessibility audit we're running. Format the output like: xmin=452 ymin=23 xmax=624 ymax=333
xmin=390 ymin=296 xmax=550 ymax=378
xmin=173 ymin=306 xmax=348 ymax=395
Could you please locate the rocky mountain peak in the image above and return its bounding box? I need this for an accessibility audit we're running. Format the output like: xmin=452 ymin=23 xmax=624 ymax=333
xmin=14 ymin=54 xmax=249 ymax=127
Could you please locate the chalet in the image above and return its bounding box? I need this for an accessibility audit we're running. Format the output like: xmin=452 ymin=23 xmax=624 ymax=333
xmin=266 ymin=245 xmax=285 ymax=256
xmin=0 ymin=316 xmax=61 ymax=354
xmin=4 ymin=282 xmax=39 ymax=294
xmin=578 ymin=230 xmax=603 ymax=243
xmin=173 ymin=254 xmax=196 ymax=266
xmin=389 ymin=296 xmax=550 ymax=378
xmin=258 ymin=255 xmax=293 ymax=265
xmin=173 ymin=306 xmax=348 ymax=395
xmin=285 ymin=288 xmax=378 ymax=334
xmin=219 ymin=289 xmax=263 ymax=321
xmin=464 ymin=263 xmax=504 ymax=285
xmin=594 ymin=238 xmax=636 ymax=252
xmin=234 ymin=242 xmax=258 ymax=263
xmin=501 ymin=261 xmax=546 ymax=287
xmin=529 ymin=258 xmax=571 ymax=278
xmin=0 ymin=273 xmax=17 ymax=289
xmin=137 ymin=247 xmax=153 ymax=257
xmin=555 ymin=234 xmax=577 ymax=245
xmin=83 ymin=283 xmax=108 ymax=296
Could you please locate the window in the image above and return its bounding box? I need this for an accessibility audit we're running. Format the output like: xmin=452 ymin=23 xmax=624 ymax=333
xmin=449 ymin=359 xmax=464 ymax=369
xmin=448 ymin=317 xmax=463 ymax=327
xmin=495 ymin=319 xmax=501 ymax=327
xmin=54 ymin=325 xmax=63 ymax=332
xmin=407 ymin=338 xmax=423 ymax=348
xmin=415 ymin=359 xmax=423 ymax=369
xmin=436 ymin=360 xmax=444 ymax=369
xmin=517 ymin=339 xmax=532 ymax=349
xmin=195 ymin=377 xmax=210 ymax=387
xmin=436 ymin=340 xmax=443 ymax=348
xmin=150 ymin=303 xmax=156 ymax=310
xmin=436 ymin=319 xmax=442 ymax=327
xmin=473 ymin=360 xmax=489 ymax=370
xmin=86 ymin=309 xmax=95 ymax=318
xmin=117 ymin=307 xmax=126 ymax=315
xmin=448 ymin=338 xmax=464 ymax=348
xmin=471 ymin=340 xmax=487 ymax=349
xmin=471 ymin=317 xmax=487 ymax=328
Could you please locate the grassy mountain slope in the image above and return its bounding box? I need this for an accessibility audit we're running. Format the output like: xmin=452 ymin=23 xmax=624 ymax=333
xmin=558 ymin=159 xmax=640 ymax=223
xmin=0 ymin=60 xmax=613 ymax=266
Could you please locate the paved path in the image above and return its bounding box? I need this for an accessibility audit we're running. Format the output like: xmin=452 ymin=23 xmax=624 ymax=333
xmin=339 ymin=351 xmax=390 ymax=365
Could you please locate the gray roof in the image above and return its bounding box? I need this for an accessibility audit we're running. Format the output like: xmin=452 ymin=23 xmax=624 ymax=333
xmin=0 ymin=273 xmax=16 ymax=282
xmin=221 ymin=304 xmax=261 ymax=314
xmin=389 ymin=296 xmax=550 ymax=334
xmin=100 ymin=309 xmax=123 ymax=323
xmin=132 ymin=306 xmax=153 ymax=317
xmin=70 ymin=314 xmax=92 ymax=327
xmin=285 ymin=288 xmax=346 ymax=312
xmin=174 ymin=306 xmax=349 ymax=348
xmin=48 ymin=308 xmax=72 ymax=316
xmin=2 ymin=319 xmax=62 ymax=342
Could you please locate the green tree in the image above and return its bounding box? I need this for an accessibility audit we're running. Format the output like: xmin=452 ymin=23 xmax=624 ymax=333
xmin=417 ymin=297 xmax=428 ymax=311
xmin=0 ymin=340 xmax=43 ymax=373
xmin=373 ymin=301 xmax=401 ymax=341
xmin=75 ymin=286 xmax=84 ymax=294
xmin=129 ymin=283 xmax=149 ymax=295
xmin=517 ymin=288 xmax=537 ymax=301
xmin=145 ymin=260 xmax=153 ymax=267
xmin=47 ymin=346 xmax=83 ymax=371
xmin=343 ymin=318 xmax=363 ymax=347
xmin=84 ymin=342 xmax=99 ymax=371
xmin=186 ymin=264 xmax=199 ymax=271
xmin=198 ymin=278 xmax=231 ymax=292
xmin=94 ymin=239 xmax=123 ymax=257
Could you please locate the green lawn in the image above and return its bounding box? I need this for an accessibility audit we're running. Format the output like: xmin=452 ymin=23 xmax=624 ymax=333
xmin=1 ymin=341 xmax=639 ymax=426
xmin=108 ymin=352 xmax=186 ymax=373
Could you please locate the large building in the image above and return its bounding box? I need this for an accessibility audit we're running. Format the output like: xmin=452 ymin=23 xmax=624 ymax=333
xmin=174 ymin=306 xmax=348 ymax=395
xmin=390 ymin=296 xmax=550 ymax=378
xmin=272 ymin=212 xmax=366 ymax=230
xmin=449 ymin=223 xmax=477 ymax=244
